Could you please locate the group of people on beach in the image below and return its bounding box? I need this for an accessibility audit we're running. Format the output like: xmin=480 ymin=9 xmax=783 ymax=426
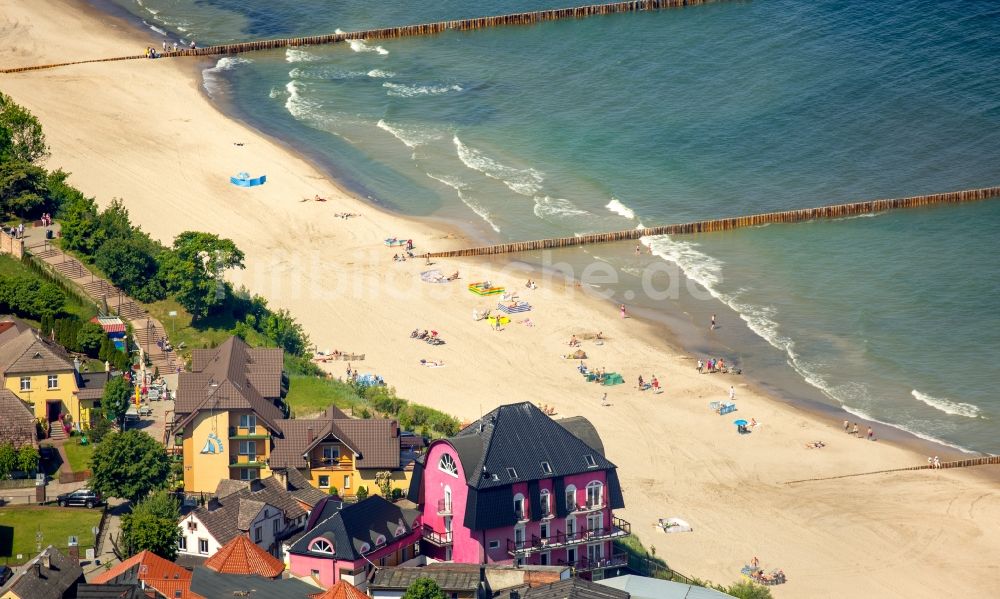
xmin=698 ymin=357 xmax=739 ymax=374
xmin=843 ymin=420 xmax=875 ymax=441
xmin=637 ymin=374 xmax=661 ymax=393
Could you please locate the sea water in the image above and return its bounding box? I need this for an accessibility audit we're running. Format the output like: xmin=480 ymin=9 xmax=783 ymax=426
xmin=109 ymin=0 xmax=1000 ymax=452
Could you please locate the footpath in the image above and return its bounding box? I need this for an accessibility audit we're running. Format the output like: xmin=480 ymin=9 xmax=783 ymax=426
xmin=20 ymin=225 xmax=179 ymax=373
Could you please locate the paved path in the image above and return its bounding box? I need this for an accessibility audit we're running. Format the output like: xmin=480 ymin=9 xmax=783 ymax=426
xmin=21 ymin=225 xmax=180 ymax=373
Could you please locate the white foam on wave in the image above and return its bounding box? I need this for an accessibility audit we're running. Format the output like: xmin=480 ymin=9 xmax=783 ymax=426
xmin=143 ymin=21 xmax=167 ymax=36
xmin=606 ymin=197 xmax=635 ymax=220
xmin=285 ymin=48 xmax=320 ymax=63
xmin=268 ymin=86 xmax=282 ymax=99
xmin=383 ymin=82 xmax=462 ymax=98
xmin=533 ymin=196 xmax=589 ymax=220
xmin=367 ymin=69 xmax=395 ymax=78
xmin=376 ymin=120 xmax=442 ymax=149
xmin=202 ymin=57 xmax=252 ymax=96
xmin=841 ymin=404 xmax=976 ymax=453
xmin=290 ymin=66 xmax=366 ymax=80
xmin=427 ymin=173 xmax=500 ymax=233
xmin=284 ymin=80 xmax=318 ymax=120
xmin=348 ymin=39 xmax=389 ymax=55
xmin=452 ymin=136 xmax=543 ymax=196
xmin=911 ymin=390 xmax=980 ymax=418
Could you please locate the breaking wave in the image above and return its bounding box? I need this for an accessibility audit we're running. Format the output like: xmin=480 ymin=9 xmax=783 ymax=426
xmin=383 ymin=82 xmax=463 ymax=98
xmin=533 ymin=196 xmax=589 ymax=220
xmin=452 ymin=136 xmax=543 ymax=196
xmin=348 ymin=39 xmax=389 ymax=55
xmin=911 ymin=389 xmax=980 ymax=418
xmin=606 ymin=197 xmax=636 ymax=220
xmin=202 ymin=57 xmax=251 ymax=97
xmin=427 ymin=173 xmax=500 ymax=233
xmin=376 ymin=120 xmax=443 ymax=149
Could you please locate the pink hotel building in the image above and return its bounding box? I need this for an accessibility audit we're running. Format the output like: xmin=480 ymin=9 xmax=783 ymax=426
xmin=408 ymin=402 xmax=631 ymax=580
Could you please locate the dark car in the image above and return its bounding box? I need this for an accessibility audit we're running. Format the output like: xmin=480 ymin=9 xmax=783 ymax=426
xmin=0 ymin=565 xmax=12 ymax=586
xmin=56 ymin=488 xmax=103 ymax=508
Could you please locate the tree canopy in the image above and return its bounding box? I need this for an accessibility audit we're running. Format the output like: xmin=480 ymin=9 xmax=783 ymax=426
xmin=101 ymin=375 xmax=133 ymax=430
xmin=162 ymin=231 xmax=245 ymax=319
xmin=89 ymin=430 xmax=170 ymax=504
xmin=119 ymin=490 xmax=181 ymax=560
xmin=402 ymin=578 xmax=447 ymax=599
xmin=0 ymin=92 xmax=48 ymax=164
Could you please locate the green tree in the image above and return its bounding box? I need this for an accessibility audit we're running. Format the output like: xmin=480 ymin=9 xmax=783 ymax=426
xmin=101 ymin=375 xmax=133 ymax=430
xmin=16 ymin=445 xmax=39 ymax=474
xmin=0 ymin=92 xmax=48 ymax=163
xmin=59 ymin=193 xmax=101 ymax=255
xmin=119 ymin=490 xmax=181 ymax=559
xmin=0 ymin=442 xmax=16 ymax=479
xmin=0 ymin=160 xmax=48 ymax=217
xmin=94 ymin=237 xmax=165 ymax=302
xmin=723 ymin=581 xmax=774 ymax=599
xmin=31 ymin=283 xmax=66 ymax=319
xmin=258 ymin=308 xmax=309 ymax=356
xmin=89 ymin=430 xmax=170 ymax=504
xmin=76 ymin=322 xmax=106 ymax=357
xmin=402 ymin=578 xmax=447 ymax=599
xmin=355 ymin=486 xmax=369 ymax=500
xmin=374 ymin=471 xmax=394 ymax=499
xmin=162 ymin=232 xmax=245 ymax=319
xmin=96 ymin=198 xmax=134 ymax=244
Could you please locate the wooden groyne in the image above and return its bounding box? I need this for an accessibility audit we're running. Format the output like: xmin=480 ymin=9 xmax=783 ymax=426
xmin=428 ymin=185 xmax=1000 ymax=258
xmin=0 ymin=0 xmax=722 ymax=74
xmin=783 ymin=454 xmax=1000 ymax=485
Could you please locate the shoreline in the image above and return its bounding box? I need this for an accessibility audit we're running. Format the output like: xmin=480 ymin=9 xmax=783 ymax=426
xmin=4 ymin=1 xmax=1000 ymax=597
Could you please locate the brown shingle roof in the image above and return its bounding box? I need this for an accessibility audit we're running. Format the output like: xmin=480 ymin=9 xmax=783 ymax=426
xmin=0 ymin=329 xmax=73 ymax=375
xmin=0 ymin=389 xmax=37 ymax=448
xmin=270 ymin=416 xmax=401 ymax=471
xmin=338 ymin=418 xmax=400 ymax=469
xmin=4 ymin=545 xmax=84 ymax=599
xmin=205 ymin=535 xmax=284 ymax=578
xmin=269 ymin=419 xmax=337 ymax=470
xmin=284 ymin=468 xmax=328 ymax=508
xmin=190 ymin=477 xmax=308 ymax=546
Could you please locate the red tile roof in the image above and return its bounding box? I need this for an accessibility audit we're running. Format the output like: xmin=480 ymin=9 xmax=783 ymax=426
xmin=308 ymin=580 xmax=369 ymax=599
xmin=204 ymin=535 xmax=285 ymax=578
xmin=91 ymin=550 xmax=204 ymax=599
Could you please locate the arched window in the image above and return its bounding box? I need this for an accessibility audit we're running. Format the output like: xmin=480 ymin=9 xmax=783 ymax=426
xmin=586 ymin=481 xmax=603 ymax=509
xmin=539 ymin=489 xmax=551 ymax=518
xmin=308 ymin=538 xmax=334 ymax=554
xmin=359 ymin=542 xmax=371 ymax=554
xmin=394 ymin=518 xmax=407 ymax=537
xmin=375 ymin=535 xmax=386 ymax=546
xmin=438 ymin=453 xmax=458 ymax=477
xmin=565 ymin=484 xmax=577 ymax=511
xmin=513 ymin=493 xmax=526 ymax=521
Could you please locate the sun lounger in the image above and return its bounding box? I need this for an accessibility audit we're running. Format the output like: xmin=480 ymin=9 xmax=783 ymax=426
xmin=719 ymin=403 xmax=737 ymax=415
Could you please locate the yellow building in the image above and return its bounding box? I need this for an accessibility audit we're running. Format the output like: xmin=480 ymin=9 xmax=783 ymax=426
xmin=172 ymin=336 xmax=414 ymax=497
xmin=269 ymin=405 xmax=415 ymax=499
xmin=0 ymin=323 xmax=106 ymax=436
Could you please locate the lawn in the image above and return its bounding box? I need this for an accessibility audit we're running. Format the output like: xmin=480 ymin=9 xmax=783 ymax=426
xmin=284 ymin=375 xmax=361 ymax=418
xmin=62 ymin=439 xmax=95 ymax=473
xmin=0 ymin=505 xmax=102 ymax=564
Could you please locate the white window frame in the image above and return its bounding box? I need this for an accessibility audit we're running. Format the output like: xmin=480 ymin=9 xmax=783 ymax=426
xmin=343 ymin=474 xmax=351 ymax=489
xmin=198 ymin=538 xmax=209 ymax=555
xmin=47 ymin=374 xmax=58 ymax=389
xmin=177 ymin=536 xmax=187 ymax=551
xmin=488 ymin=539 xmax=500 ymax=550
xmin=239 ymin=440 xmax=257 ymax=457
xmin=565 ymin=485 xmax=577 ymax=511
xmin=513 ymin=494 xmax=526 ymax=521
xmin=239 ymin=413 xmax=257 ymax=430
xmin=586 ymin=481 xmax=603 ymax=509
xmin=254 ymin=526 xmax=262 ymax=543
xmin=539 ymin=489 xmax=551 ymax=517
xmin=309 ymin=538 xmax=334 ymax=554
xmin=540 ymin=461 xmax=552 ymax=474
xmin=318 ymin=475 xmax=330 ymax=489
xmin=438 ymin=453 xmax=459 ymax=477
xmin=322 ymin=445 xmax=340 ymax=462
xmin=566 ymin=516 xmax=577 ymax=540
xmin=273 ymin=519 xmax=280 ymax=535
xmin=584 ymin=454 xmax=597 ymax=468
xmin=19 ymin=376 xmax=30 ymax=391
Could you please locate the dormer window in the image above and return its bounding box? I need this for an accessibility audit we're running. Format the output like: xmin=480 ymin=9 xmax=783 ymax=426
xmin=394 ymin=520 xmax=407 ymax=537
xmin=375 ymin=535 xmax=386 ymax=546
xmin=438 ymin=453 xmax=458 ymax=477
xmin=308 ymin=538 xmax=334 ymax=554
xmin=540 ymin=461 xmax=552 ymax=475
xmin=506 ymin=467 xmax=518 ymax=479
xmin=584 ymin=454 xmax=597 ymax=468
xmin=359 ymin=543 xmax=371 ymax=554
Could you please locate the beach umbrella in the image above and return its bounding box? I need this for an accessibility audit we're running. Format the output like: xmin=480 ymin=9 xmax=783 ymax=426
xmin=733 ymin=419 xmax=748 ymax=426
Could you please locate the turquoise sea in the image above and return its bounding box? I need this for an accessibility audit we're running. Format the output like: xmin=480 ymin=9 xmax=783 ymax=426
xmin=108 ymin=0 xmax=1000 ymax=453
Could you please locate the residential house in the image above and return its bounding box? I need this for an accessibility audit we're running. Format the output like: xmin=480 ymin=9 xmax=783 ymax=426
xmin=495 ymin=577 xmax=630 ymax=599
xmin=270 ymin=405 xmax=415 ymax=498
xmin=307 ymin=580 xmax=368 ymax=599
xmin=274 ymin=466 xmax=329 ymax=512
xmin=178 ymin=477 xmax=309 ymax=559
xmin=0 ymin=389 xmax=37 ymax=449
xmin=0 ymin=326 xmax=105 ymax=436
xmin=369 ymin=563 xmax=571 ymax=599
xmin=204 ymin=535 xmax=285 ymax=578
xmin=171 ymin=337 xmax=286 ymax=491
xmin=90 ymin=550 xmax=203 ymax=599
xmin=597 ymin=575 xmax=736 ymax=599
xmin=287 ymin=495 xmax=421 ymax=590
xmin=409 ymin=402 xmax=630 ymax=580
xmin=74 ymin=584 xmax=146 ymax=599
xmin=188 ymin=566 xmax=315 ymax=599
xmin=0 ymin=545 xmax=84 ymax=599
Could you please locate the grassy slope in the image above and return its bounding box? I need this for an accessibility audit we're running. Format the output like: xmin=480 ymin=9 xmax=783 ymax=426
xmin=283 ymin=375 xmax=361 ymax=418
xmin=62 ymin=439 xmax=95 ymax=472
xmin=0 ymin=254 xmax=96 ymax=322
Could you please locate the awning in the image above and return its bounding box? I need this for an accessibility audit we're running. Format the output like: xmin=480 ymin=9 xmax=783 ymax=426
xmin=91 ymin=316 xmax=126 ymax=334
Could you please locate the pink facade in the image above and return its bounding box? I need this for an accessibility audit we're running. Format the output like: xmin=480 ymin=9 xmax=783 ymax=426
xmin=420 ymin=440 xmax=624 ymax=573
xmin=289 ymin=531 xmax=421 ymax=587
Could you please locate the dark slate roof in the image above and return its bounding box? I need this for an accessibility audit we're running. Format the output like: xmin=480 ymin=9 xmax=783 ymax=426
xmin=3 ymin=545 xmax=84 ymax=599
xmin=0 ymin=389 xmax=37 ymax=448
xmin=305 ymin=495 xmax=345 ymax=531
xmin=557 ymin=416 xmax=605 ymax=456
xmin=76 ymin=583 xmax=147 ymax=599
xmin=370 ymin=566 xmax=479 ymax=591
xmin=76 ymin=371 xmax=109 ymax=401
xmin=288 ymin=495 xmax=419 ymax=562
xmin=189 ymin=566 xmax=314 ymax=599
xmin=503 ymin=578 xmax=629 ymax=599
xmin=174 ymin=337 xmax=284 ymax=431
xmin=452 ymin=402 xmax=616 ymax=490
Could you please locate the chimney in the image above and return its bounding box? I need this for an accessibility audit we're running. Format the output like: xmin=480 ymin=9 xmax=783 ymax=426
xmin=307 ymin=427 xmax=315 ymax=444
xmin=272 ymin=469 xmax=288 ymax=490
xmin=67 ymin=543 xmax=79 ymax=562
xmin=208 ymin=497 xmax=222 ymax=511
xmin=73 ymin=357 xmax=81 ymax=373
xmin=34 ymin=562 xmax=42 ymax=578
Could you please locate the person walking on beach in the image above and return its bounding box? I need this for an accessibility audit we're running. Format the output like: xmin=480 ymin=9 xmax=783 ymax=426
xmin=844 ymin=420 xmax=850 ymax=433
xmin=933 ymin=456 xmax=941 ymax=469
xmin=711 ymin=314 xmax=717 ymax=330
xmin=601 ymin=392 xmax=609 ymax=407
xmin=851 ymin=422 xmax=859 ymax=437
xmin=729 ymin=385 xmax=736 ymax=402
xmin=867 ymin=426 xmax=874 ymax=441
xmin=651 ymin=375 xmax=660 ymax=393
xmin=620 ymin=304 xmax=627 ymax=319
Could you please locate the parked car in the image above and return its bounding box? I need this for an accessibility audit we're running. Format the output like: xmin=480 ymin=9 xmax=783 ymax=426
xmin=57 ymin=488 xmax=103 ymax=508
xmin=0 ymin=565 xmax=12 ymax=586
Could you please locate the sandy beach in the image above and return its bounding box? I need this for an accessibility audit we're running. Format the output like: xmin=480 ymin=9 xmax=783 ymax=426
xmin=2 ymin=1 xmax=999 ymax=597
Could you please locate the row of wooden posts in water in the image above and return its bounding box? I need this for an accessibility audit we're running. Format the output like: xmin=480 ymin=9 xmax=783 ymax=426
xmin=784 ymin=454 xmax=1000 ymax=485
xmin=427 ymin=186 xmax=1000 ymax=258
xmin=0 ymin=0 xmax=721 ymax=74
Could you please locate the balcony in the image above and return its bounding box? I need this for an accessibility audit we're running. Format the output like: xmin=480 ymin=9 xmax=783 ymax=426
xmin=437 ymin=499 xmax=453 ymax=516
xmin=229 ymin=426 xmax=269 ymax=439
xmin=507 ymin=516 xmax=631 ymax=556
xmin=559 ymin=550 xmax=629 ymax=573
xmin=230 ymin=455 xmax=266 ymax=468
xmin=421 ymin=525 xmax=453 ymax=547
xmin=568 ymin=500 xmax=604 ymax=514
xmin=309 ymin=455 xmax=353 ymax=471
